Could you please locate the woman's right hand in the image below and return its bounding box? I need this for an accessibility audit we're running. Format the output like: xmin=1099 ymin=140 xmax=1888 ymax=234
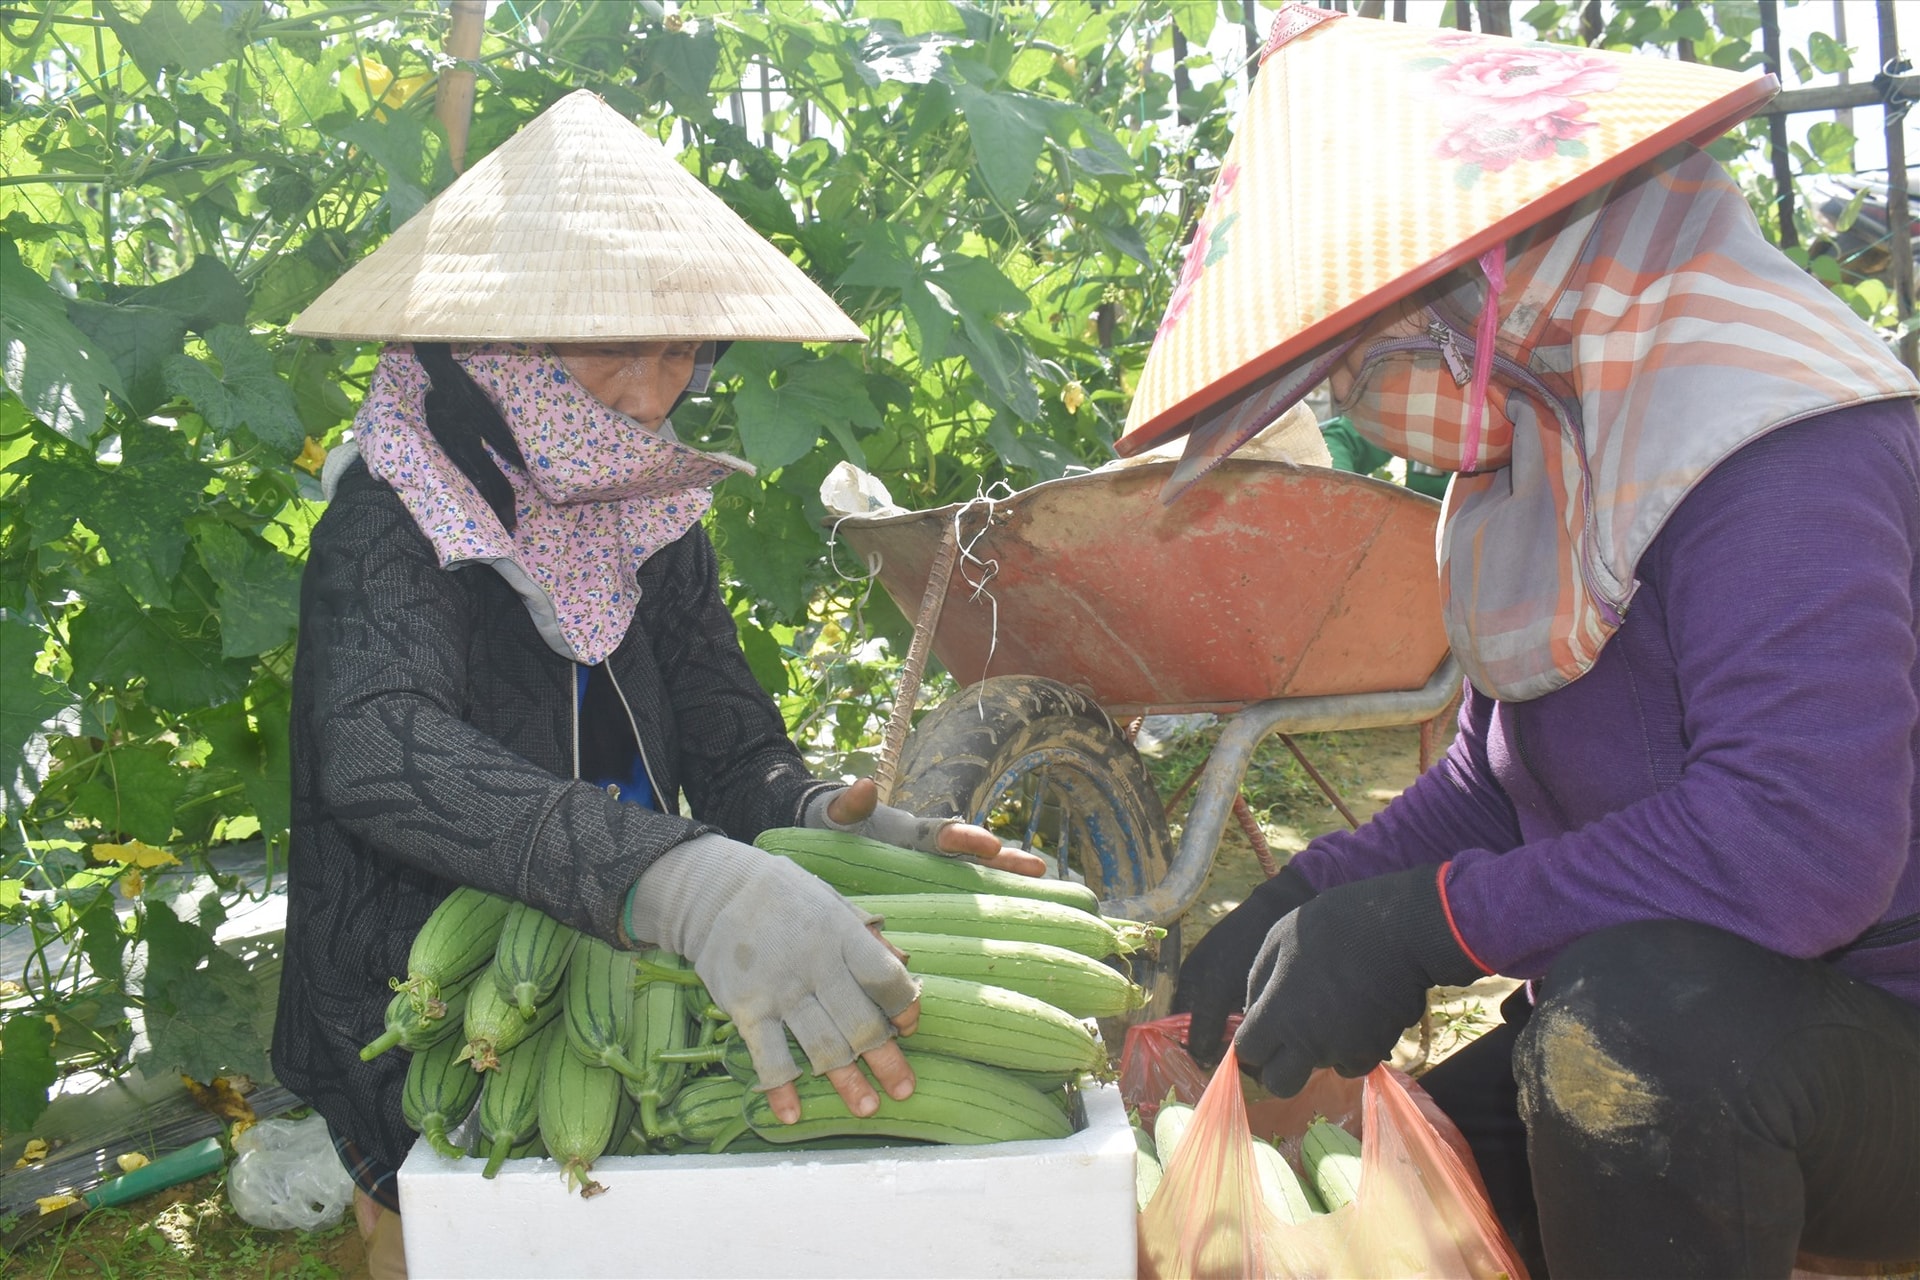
xmin=625 ymin=835 xmax=921 ymax=1122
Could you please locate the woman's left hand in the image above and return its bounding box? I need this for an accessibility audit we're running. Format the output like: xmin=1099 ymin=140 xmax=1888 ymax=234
xmin=817 ymin=779 xmax=1047 ymax=877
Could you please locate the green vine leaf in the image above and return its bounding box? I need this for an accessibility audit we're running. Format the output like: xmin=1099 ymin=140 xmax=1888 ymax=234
xmin=196 ymin=689 xmax=290 ymax=841
xmin=953 ymin=319 xmax=1039 ymax=422
xmin=933 ymin=255 xmax=1031 ymax=318
xmin=75 ymin=891 xmax=127 ymax=987
xmin=1670 ymin=5 xmax=1711 ymax=43
xmin=0 ymin=1013 xmax=57 ymax=1135
xmin=70 ymin=744 xmax=188 ymax=846
xmin=1804 ymin=30 xmax=1851 ymax=75
xmin=729 ymin=347 xmax=882 ymax=472
xmin=839 ymin=227 xmax=961 ymax=364
xmin=0 ymin=241 xmax=124 ymax=444
xmin=192 ymin=524 xmax=302 ymax=659
xmin=101 ymin=0 xmax=247 ymax=82
xmin=0 ymin=617 xmax=73 ymax=812
xmin=163 ymin=325 xmax=304 ymax=452
xmin=648 ymin=27 xmax=723 ymax=116
xmin=708 ymin=476 xmax=822 ymax=620
xmin=1168 ymin=0 xmax=1221 ymax=44
xmin=330 ymin=116 xmax=430 ymax=226
xmin=952 ymin=81 xmax=1053 ymax=207
xmin=66 ymin=301 xmax=191 ymax=419
xmin=110 ymin=258 xmax=251 ymax=334
xmin=66 ymin=585 xmax=253 ymax=713
xmin=251 ymin=683 xmax=292 ymax=838
xmin=23 ymin=426 xmax=210 ymax=609
xmin=134 ymin=898 xmax=271 ymax=1084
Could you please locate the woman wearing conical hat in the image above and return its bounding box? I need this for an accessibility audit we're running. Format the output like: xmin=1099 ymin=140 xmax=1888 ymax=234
xmin=1154 ymin=8 xmax=1920 ymax=1275
xmin=272 ymin=91 xmax=1037 ymax=1272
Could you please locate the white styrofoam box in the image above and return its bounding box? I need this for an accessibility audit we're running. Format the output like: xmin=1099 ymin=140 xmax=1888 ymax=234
xmin=397 ymin=1080 xmax=1137 ymax=1279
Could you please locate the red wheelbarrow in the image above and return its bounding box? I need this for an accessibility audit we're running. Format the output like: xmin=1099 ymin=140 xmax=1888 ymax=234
xmin=832 ymin=456 xmax=1461 ymax=1016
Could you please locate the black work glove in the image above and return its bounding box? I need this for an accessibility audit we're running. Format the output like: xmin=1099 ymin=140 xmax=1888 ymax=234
xmin=1172 ymin=864 xmax=1318 ymax=1064
xmin=1236 ymin=865 xmax=1484 ymax=1099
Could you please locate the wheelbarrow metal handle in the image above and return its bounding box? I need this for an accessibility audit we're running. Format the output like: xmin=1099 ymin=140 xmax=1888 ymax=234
xmin=1101 ymin=655 xmax=1463 ymax=928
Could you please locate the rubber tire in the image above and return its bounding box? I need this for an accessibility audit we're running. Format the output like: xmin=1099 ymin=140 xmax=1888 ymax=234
xmin=893 ymin=675 xmax=1181 ymax=1024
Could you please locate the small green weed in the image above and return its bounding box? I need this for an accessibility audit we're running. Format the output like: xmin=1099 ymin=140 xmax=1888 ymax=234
xmin=0 ymin=1175 xmax=359 ymax=1280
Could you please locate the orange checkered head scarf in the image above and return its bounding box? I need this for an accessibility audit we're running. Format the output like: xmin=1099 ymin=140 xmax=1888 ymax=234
xmin=1335 ymin=146 xmax=1917 ymax=701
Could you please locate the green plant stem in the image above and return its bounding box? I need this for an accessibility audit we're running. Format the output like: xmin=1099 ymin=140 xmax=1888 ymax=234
xmin=172 ymin=785 xmax=246 ymax=815
xmin=0 ymin=6 xmax=107 ymax=29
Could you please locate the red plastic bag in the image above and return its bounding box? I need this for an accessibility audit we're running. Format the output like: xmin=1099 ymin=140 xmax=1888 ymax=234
xmin=1122 ymin=1014 xmax=1528 ymax=1279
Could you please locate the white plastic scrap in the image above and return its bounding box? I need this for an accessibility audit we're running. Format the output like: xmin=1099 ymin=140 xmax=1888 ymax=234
xmin=227 ymin=1113 xmax=356 ymax=1231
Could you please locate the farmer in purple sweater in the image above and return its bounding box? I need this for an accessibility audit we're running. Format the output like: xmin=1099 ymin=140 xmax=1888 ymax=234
xmin=1138 ymin=14 xmax=1920 ymax=1277
xmin=1180 ymin=161 xmax=1920 ymax=1279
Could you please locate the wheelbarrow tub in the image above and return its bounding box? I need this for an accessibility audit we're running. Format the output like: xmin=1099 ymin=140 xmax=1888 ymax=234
xmin=835 ymin=459 xmax=1447 ymax=716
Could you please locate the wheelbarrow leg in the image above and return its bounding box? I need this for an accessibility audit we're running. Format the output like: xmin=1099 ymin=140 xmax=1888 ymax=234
xmin=1160 ymin=737 xmax=1346 ymax=879
xmin=1277 ymin=733 xmax=1361 ymax=830
xmin=1231 ymin=795 xmax=1280 ymax=880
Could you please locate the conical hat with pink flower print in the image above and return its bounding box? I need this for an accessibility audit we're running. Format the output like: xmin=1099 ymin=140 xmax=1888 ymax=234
xmin=1115 ymin=4 xmax=1776 ymax=457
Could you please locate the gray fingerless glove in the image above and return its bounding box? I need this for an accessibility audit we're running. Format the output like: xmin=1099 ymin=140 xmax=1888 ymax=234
xmin=804 ymin=788 xmax=961 ymax=856
xmin=625 ymin=834 xmax=919 ymax=1091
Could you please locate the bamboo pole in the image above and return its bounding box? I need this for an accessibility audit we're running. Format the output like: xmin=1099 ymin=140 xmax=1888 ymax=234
xmin=1760 ymin=1 xmax=1799 ymax=248
xmin=1834 ymin=0 xmax=1854 ymax=159
xmin=1878 ymin=0 xmax=1915 ymax=373
xmin=438 ymin=0 xmax=485 ymax=175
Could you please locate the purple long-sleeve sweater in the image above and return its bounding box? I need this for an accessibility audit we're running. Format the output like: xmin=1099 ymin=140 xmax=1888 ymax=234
xmin=1289 ymin=398 xmax=1920 ymax=1008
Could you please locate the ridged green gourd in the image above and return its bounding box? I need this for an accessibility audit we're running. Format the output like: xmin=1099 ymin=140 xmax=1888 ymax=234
xmin=905 ymin=973 xmax=1106 ymax=1075
xmin=477 ymin=1023 xmax=557 ymax=1178
xmin=1134 ymin=1125 xmax=1164 ymax=1211
xmin=742 ymin=1051 xmax=1073 ymax=1146
xmin=851 ymin=893 xmax=1161 ymax=958
xmin=709 ymin=982 xmax=1102 ymax=1089
xmin=648 ymin=1074 xmax=752 ymax=1151
xmin=883 ymin=930 xmax=1146 ymax=1019
xmin=1003 ymin=1066 xmax=1085 ymax=1093
xmin=564 ymin=937 xmax=645 ymax=1083
xmin=490 ymin=901 xmax=580 ymax=1020
xmin=624 ymin=949 xmax=695 ymax=1135
xmin=717 ymin=1034 xmax=763 ymax=1088
xmin=359 ymin=977 xmax=475 ymax=1061
xmin=710 ymin=1132 xmax=931 ymax=1154
xmin=537 ymin=1039 xmax=623 ymax=1196
xmin=1253 ymin=1139 xmax=1323 ymax=1223
xmin=397 ymin=886 xmax=514 ymax=1010
xmin=458 ymin=965 xmax=562 ymax=1072
xmin=1153 ymin=1101 xmax=1195 ymax=1166
xmin=1303 ymin=1119 xmax=1363 ymax=1211
xmin=608 ymin=1088 xmax=646 ymax=1156
xmin=402 ymin=1033 xmax=483 ymax=1160
xmin=753 ymin=827 xmax=1101 ymax=913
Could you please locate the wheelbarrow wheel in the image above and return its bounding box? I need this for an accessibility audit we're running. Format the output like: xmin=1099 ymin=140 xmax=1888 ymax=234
xmin=893 ymin=675 xmax=1181 ymax=1027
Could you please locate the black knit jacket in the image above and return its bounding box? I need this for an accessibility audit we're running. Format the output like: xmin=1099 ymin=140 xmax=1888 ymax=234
xmin=271 ymin=458 xmax=834 ymax=1167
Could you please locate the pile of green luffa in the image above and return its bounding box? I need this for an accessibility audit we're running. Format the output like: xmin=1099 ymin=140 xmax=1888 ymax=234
xmin=364 ymin=828 xmax=1160 ymax=1197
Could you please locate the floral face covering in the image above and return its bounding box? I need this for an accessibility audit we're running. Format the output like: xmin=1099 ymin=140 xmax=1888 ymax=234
xmin=350 ymin=343 xmax=751 ymax=664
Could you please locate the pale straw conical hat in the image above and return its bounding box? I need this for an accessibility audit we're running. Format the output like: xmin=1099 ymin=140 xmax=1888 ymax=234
xmin=288 ymin=90 xmax=864 ymax=344
xmin=1115 ymin=3 xmax=1775 ymax=459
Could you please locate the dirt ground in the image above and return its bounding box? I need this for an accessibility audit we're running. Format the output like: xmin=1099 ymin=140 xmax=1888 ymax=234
xmin=0 ymin=1173 xmax=364 ymax=1280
